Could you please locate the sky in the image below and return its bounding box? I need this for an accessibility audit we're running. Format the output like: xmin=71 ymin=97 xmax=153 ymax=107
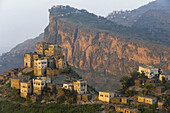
xmin=0 ymin=0 xmax=155 ymax=51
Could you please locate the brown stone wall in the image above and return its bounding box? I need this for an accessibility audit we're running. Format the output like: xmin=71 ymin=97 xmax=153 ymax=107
xmin=82 ymin=94 xmax=92 ymax=102
xmin=24 ymin=54 xmax=33 ymax=68
xmin=47 ymin=83 xmax=56 ymax=91
xmin=57 ymin=88 xmax=65 ymax=96
xmin=110 ymin=98 xmax=121 ymax=104
xmin=46 ymin=68 xmax=60 ymax=76
xmin=11 ymin=78 xmax=20 ymax=89
xmin=77 ymin=94 xmax=82 ymax=101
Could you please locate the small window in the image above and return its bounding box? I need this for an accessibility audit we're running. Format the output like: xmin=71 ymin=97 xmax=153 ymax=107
xmin=100 ymin=95 xmax=103 ymax=97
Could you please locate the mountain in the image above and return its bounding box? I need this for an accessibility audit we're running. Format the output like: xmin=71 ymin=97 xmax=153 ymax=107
xmin=107 ymin=0 xmax=170 ymax=46
xmin=0 ymin=33 xmax=43 ymax=75
xmin=0 ymin=5 xmax=170 ymax=91
xmin=107 ymin=0 xmax=170 ymax=26
xmin=0 ymin=47 xmax=11 ymax=56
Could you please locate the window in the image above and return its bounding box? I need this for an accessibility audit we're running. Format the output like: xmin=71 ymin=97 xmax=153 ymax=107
xmin=105 ymin=95 xmax=108 ymax=97
xmin=100 ymin=95 xmax=103 ymax=97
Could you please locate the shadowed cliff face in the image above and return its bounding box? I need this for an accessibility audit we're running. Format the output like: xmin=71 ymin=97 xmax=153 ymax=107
xmin=44 ymin=16 xmax=170 ymax=78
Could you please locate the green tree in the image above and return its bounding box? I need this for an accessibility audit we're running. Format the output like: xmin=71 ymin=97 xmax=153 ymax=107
xmin=120 ymin=76 xmax=133 ymax=92
xmin=130 ymin=71 xmax=140 ymax=80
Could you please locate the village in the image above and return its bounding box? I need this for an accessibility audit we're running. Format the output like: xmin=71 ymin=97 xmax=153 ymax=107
xmin=0 ymin=42 xmax=170 ymax=113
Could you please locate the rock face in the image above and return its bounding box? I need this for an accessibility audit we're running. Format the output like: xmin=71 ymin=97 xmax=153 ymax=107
xmin=0 ymin=5 xmax=170 ymax=91
xmin=44 ymin=16 xmax=170 ymax=77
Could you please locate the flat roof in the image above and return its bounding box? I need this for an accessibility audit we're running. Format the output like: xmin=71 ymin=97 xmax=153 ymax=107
xmin=137 ymin=95 xmax=157 ymax=100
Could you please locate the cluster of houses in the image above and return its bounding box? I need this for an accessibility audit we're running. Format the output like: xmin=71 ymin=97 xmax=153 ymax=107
xmin=97 ymin=66 xmax=170 ymax=113
xmin=0 ymin=42 xmax=89 ymax=102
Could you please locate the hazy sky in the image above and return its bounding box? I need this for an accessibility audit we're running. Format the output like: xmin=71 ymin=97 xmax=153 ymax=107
xmin=0 ymin=0 xmax=155 ymax=49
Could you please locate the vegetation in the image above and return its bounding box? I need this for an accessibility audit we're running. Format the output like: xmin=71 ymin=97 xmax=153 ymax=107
xmin=161 ymin=77 xmax=167 ymax=84
xmin=22 ymin=70 xmax=35 ymax=79
xmin=120 ymin=71 xmax=140 ymax=93
xmin=0 ymin=100 xmax=102 ymax=113
xmin=62 ymin=67 xmax=72 ymax=74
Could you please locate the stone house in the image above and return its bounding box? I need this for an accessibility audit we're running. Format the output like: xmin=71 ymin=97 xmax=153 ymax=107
xmin=10 ymin=78 xmax=21 ymax=89
xmin=36 ymin=42 xmax=49 ymax=55
xmin=33 ymin=77 xmax=46 ymax=95
xmin=110 ymin=97 xmax=129 ymax=104
xmin=145 ymin=78 xmax=160 ymax=88
xmin=8 ymin=68 xmax=19 ymax=77
xmin=123 ymin=108 xmax=141 ymax=113
xmin=46 ymin=67 xmax=60 ymax=77
xmin=115 ymin=105 xmax=141 ymax=113
xmin=121 ymin=97 xmax=130 ymax=104
xmin=99 ymin=91 xmax=117 ymax=103
xmin=20 ymin=81 xmax=32 ymax=98
xmin=10 ymin=76 xmax=31 ymax=89
xmin=56 ymin=59 xmax=67 ymax=70
xmin=34 ymin=58 xmax=48 ymax=76
xmin=77 ymin=94 xmax=92 ymax=102
xmin=139 ymin=66 xmax=159 ymax=79
xmin=158 ymin=101 xmax=164 ymax=109
xmin=154 ymin=86 xmax=166 ymax=93
xmin=24 ymin=53 xmax=33 ymax=68
xmin=110 ymin=97 xmax=121 ymax=104
xmin=74 ymin=79 xmax=87 ymax=94
xmin=137 ymin=95 xmax=157 ymax=105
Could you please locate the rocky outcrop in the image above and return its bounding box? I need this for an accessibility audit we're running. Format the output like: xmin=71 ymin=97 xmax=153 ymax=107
xmin=44 ymin=18 xmax=170 ymax=77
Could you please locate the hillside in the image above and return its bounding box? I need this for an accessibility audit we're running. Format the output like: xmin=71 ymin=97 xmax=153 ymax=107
xmin=107 ymin=0 xmax=170 ymax=26
xmin=107 ymin=0 xmax=170 ymax=45
xmin=0 ymin=5 xmax=170 ymax=91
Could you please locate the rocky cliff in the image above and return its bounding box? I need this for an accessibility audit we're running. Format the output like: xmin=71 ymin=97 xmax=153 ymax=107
xmin=44 ymin=15 xmax=170 ymax=75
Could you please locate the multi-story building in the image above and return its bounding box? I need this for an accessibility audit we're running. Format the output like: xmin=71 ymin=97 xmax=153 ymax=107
xmin=56 ymin=59 xmax=67 ymax=69
xmin=45 ymin=44 xmax=62 ymax=56
xmin=36 ymin=42 xmax=48 ymax=55
xmin=24 ymin=53 xmax=33 ymax=68
xmin=74 ymin=79 xmax=87 ymax=94
xmin=34 ymin=58 xmax=48 ymax=76
xmin=10 ymin=78 xmax=21 ymax=89
xmin=33 ymin=77 xmax=47 ymax=95
xmin=137 ymin=95 xmax=157 ymax=105
xmin=99 ymin=91 xmax=117 ymax=103
xmin=138 ymin=66 xmax=159 ymax=78
xmin=20 ymin=81 xmax=32 ymax=98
